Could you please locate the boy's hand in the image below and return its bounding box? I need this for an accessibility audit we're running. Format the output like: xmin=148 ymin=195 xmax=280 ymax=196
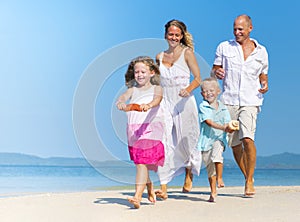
xmin=228 ymin=120 xmax=239 ymax=131
xmin=224 ymin=123 xmax=234 ymax=133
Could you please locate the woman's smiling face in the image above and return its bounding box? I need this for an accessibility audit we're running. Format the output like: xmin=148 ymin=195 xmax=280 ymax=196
xmin=165 ymin=25 xmax=183 ymax=47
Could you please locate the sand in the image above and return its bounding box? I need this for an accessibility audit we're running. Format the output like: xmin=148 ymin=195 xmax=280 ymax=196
xmin=0 ymin=186 xmax=299 ymax=222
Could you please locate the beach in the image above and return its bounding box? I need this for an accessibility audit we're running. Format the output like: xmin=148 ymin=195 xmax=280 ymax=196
xmin=0 ymin=186 xmax=299 ymax=222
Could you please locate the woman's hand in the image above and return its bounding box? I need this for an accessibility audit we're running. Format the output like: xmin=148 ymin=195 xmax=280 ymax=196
xmin=179 ymin=88 xmax=190 ymax=97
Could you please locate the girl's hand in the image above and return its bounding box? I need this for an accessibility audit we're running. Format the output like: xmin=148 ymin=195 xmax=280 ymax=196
xmin=140 ymin=103 xmax=152 ymax=112
xmin=116 ymin=101 xmax=127 ymax=111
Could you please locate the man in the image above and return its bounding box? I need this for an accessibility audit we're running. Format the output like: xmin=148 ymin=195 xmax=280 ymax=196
xmin=211 ymin=14 xmax=269 ymax=196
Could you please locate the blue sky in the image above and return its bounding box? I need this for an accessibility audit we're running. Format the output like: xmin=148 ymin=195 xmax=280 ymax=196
xmin=1 ymin=0 xmax=299 ymax=161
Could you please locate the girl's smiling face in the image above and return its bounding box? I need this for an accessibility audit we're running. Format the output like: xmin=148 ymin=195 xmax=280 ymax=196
xmin=134 ymin=62 xmax=154 ymax=87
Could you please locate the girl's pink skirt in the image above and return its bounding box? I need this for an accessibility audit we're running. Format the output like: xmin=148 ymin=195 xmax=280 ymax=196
xmin=129 ymin=139 xmax=164 ymax=171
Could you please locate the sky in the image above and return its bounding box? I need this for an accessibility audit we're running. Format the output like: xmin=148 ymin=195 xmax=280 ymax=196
xmin=1 ymin=0 xmax=299 ymax=161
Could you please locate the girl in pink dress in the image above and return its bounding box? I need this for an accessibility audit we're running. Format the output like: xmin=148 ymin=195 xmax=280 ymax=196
xmin=116 ymin=56 xmax=164 ymax=209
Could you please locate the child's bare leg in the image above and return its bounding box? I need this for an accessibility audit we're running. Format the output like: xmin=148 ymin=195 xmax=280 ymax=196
xmin=155 ymin=184 xmax=168 ymax=200
xmin=128 ymin=164 xmax=148 ymax=209
xmin=215 ymin=162 xmax=225 ymax=188
xmin=146 ymin=176 xmax=156 ymax=203
xmin=208 ymin=175 xmax=217 ymax=202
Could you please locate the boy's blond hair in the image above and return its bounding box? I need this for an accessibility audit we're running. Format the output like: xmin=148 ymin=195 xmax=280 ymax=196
xmin=200 ymin=77 xmax=221 ymax=91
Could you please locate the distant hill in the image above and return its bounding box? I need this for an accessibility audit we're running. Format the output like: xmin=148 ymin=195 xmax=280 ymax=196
xmin=0 ymin=152 xmax=90 ymax=167
xmin=0 ymin=152 xmax=300 ymax=169
xmin=256 ymin=152 xmax=300 ymax=169
xmin=223 ymin=152 xmax=300 ymax=169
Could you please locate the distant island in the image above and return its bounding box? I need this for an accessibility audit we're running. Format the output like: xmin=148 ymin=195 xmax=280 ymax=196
xmin=0 ymin=152 xmax=90 ymax=167
xmin=0 ymin=152 xmax=300 ymax=169
xmin=223 ymin=152 xmax=300 ymax=169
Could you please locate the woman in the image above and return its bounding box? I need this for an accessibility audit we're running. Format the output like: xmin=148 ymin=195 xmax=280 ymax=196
xmin=155 ymin=19 xmax=202 ymax=199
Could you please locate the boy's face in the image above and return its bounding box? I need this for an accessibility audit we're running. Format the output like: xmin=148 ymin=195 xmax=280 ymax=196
xmin=201 ymin=82 xmax=220 ymax=104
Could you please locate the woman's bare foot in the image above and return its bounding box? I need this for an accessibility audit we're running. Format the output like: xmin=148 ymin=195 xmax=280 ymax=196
xmin=217 ymin=178 xmax=225 ymax=188
xmin=155 ymin=190 xmax=168 ymax=200
xmin=244 ymin=179 xmax=255 ymax=196
xmin=182 ymin=168 xmax=193 ymax=193
xmin=128 ymin=197 xmax=141 ymax=209
xmin=146 ymin=183 xmax=156 ymax=203
xmin=208 ymin=193 xmax=217 ymax=202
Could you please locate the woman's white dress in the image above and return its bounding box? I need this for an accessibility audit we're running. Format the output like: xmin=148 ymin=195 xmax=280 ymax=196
xmin=157 ymin=48 xmax=201 ymax=184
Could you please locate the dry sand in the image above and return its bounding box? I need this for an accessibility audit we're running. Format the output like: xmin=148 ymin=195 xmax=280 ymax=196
xmin=0 ymin=186 xmax=299 ymax=222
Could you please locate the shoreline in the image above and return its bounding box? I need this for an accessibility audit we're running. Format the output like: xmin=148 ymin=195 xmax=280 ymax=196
xmin=0 ymin=183 xmax=299 ymax=197
xmin=0 ymin=183 xmax=298 ymax=198
xmin=0 ymin=186 xmax=299 ymax=222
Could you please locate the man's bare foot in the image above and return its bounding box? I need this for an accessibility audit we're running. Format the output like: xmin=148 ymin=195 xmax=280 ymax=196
xmin=146 ymin=183 xmax=156 ymax=203
xmin=217 ymin=178 xmax=225 ymax=188
xmin=182 ymin=168 xmax=193 ymax=193
xmin=244 ymin=179 xmax=255 ymax=196
xmin=155 ymin=190 xmax=168 ymax=200
xmin=128 ymin=197 xmax=141 ymax=209
xmin=208 ymin=193 xmax=217 ymax=203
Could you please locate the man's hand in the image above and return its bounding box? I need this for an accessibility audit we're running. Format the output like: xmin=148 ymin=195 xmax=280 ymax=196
xmin=259 ymin=74 xmax=268 ymax=94
xmin=259 ymin=81 xmax=268 ymax=94
xmin=213 ymin=67 xmax=226 ymax=80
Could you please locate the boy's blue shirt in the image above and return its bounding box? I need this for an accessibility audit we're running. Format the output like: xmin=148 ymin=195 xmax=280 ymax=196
xmin=197 ymin=100 xmax=231 ymax=151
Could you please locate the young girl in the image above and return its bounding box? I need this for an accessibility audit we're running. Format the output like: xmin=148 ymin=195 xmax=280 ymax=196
xmin=116 ymin=56 xmax=165 ymax=209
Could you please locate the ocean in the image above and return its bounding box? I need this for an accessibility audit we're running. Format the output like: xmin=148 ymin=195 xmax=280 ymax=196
xmin=0 ymin=165 xmax=299 ymax=196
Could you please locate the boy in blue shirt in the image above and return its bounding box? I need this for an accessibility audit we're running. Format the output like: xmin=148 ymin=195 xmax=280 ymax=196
xmin=197 ymin=77 xmax=236 ymax=202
